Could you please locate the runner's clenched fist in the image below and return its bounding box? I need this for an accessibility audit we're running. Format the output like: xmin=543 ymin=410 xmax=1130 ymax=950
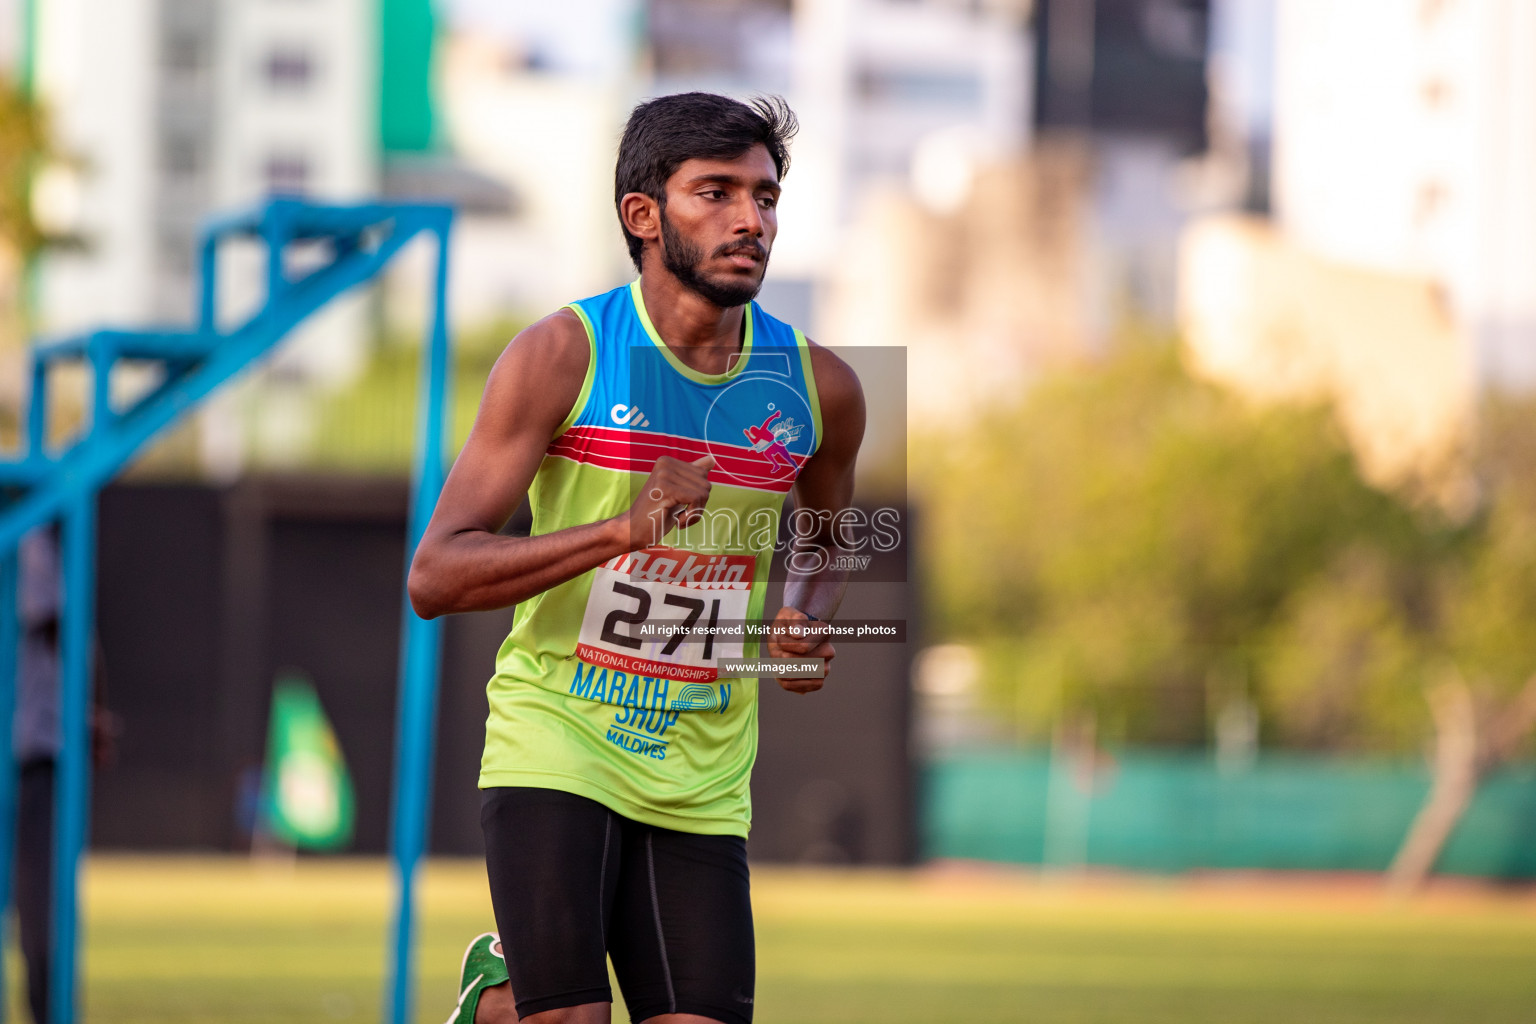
xmin=626 ymin=454 xmax=715 ymax=548
xmin=767 ymin=605 xmax=835 ymax=694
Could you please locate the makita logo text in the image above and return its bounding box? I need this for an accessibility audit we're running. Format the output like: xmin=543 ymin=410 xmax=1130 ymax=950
xmin=604 ymin=548 xmax=753 ymax=589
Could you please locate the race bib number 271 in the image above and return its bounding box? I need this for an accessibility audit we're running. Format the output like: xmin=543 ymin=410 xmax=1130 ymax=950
xmin=576 ymin=546 xmax=755 ymax=683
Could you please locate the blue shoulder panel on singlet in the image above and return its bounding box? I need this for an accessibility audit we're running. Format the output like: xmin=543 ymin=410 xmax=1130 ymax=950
xmin=560 ymin=284 xmax=819 ymax=492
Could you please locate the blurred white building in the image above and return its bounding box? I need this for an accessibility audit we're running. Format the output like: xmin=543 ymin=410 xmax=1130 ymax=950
xmin=433 ymin=0 xmax=1031 ymax=333
xmin=424 ymin=26 xmax=638 ymax=324
xmin=650 ymin=0 xmax=1032 ymax=329
xmin=1177 ymin=0 xmax=1536 ymax=499
xmin=1271 ymin=0 xmax=1536 ymax=387
xmin=32 ymin=0 xmax=375 ymax=383
xmin=783 ymin=0 xmax=1032 ymax=323
xmin=0 ymin=0 xmax=20 ymax=76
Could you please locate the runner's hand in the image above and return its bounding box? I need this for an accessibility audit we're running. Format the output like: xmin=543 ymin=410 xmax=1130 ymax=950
xmin=767 ymin=605 xmax=834 ymax=694
xmin=626 ymin=455 xmax=715 ymax=548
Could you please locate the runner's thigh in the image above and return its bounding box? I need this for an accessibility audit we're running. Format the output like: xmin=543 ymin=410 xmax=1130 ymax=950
xmin=608 ymin=823 xmax=754 ymax=1024
xmin=480 ymin=787 xmax=622 ymax=1018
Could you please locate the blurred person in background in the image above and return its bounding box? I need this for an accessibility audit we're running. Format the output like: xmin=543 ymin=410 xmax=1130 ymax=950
xmin=12 ymin=525 xmax=115 ymax=1024
xmin=409 ymin=92 xmax=865 ymax=1024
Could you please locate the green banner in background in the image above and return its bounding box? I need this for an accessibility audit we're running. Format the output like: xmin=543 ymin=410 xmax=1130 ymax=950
xmin=923 ymin=749 xmax=1536 ymax=878
xmin=380 ymin=0 xmax=437 ymax=153
xmin=261 ymin=674 xmax=356 ymax=851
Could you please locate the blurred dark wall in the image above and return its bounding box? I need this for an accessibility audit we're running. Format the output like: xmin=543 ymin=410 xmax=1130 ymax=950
xmin=751 ymin=547 xmax=916 ymax=864
xmin=1034 ymin=0 xmax=1211 ymax=151
xmin=92 ymin=477 xmax=504 ymax=856
xmin=91 ymin=479 xmax=914 ymax=863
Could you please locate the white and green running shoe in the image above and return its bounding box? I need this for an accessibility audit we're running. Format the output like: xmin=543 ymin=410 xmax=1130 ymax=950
xmin=445 ymin=932 xmax=508 ymax=1024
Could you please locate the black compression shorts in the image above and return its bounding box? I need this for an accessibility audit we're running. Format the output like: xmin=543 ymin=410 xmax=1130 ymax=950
xmin=481 ymin=787 xmax=755 ymax=1024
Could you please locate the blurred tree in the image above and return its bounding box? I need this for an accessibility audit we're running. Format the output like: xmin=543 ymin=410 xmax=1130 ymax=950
xmin=0 ymin=75 xmax=46 ymax=261
xmin=1385 ymin=398 xmax=1536 ymax=892
xmin=917 ymin=339 xmax=1458 ymax=747
xmin=0 ymin=76 xmax=48 ymax=446
xmin=1260 ymin=548 xmax=1430 ymax=751
xmin=917 ymin=339 xmax=1536 ymax=889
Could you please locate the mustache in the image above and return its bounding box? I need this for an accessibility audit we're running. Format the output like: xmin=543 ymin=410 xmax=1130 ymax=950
xmin=712 ymin=239 xmax=768 ymax=261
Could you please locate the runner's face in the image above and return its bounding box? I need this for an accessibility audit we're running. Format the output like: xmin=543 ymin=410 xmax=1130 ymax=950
xmin=657 ymin=145 xmax=780 ymax=308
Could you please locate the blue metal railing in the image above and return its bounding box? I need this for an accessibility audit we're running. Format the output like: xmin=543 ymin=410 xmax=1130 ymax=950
xmin=0 ymin=197 xmax=455 ymax=1024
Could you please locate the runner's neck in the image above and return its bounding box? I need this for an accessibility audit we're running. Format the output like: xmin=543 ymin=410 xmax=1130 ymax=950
xmin=637 ymin=271 xmax=748 ymax=375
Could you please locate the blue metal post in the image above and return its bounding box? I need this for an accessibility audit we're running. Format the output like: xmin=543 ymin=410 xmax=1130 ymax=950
xmin=0 ymin=222 xmax=425 ymax=555
xmin=0 ymin=550 xmax=18 ymax=1024
xmin=49 ymin=494 xmax=95 ymax=1024
xmin=385 ymin=214 xmax=453 ymax=1024
xmin=198 ymin=232 xmax=220 ymax=335
xmin=27 ymin=357 xmax=48 ymax=458
xmin=0 ymin=199 xmax=454 ymax=1024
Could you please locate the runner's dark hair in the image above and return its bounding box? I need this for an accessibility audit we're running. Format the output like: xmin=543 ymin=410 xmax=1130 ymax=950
xmin=615 ymin=93 xmax=798 ymax=271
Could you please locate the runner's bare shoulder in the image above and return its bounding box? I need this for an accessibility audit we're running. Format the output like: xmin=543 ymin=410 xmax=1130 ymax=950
xmin=802 ymin=339 xmax=866 ymax=452
xmin=475 ymin=308 xmax=594 ymax=443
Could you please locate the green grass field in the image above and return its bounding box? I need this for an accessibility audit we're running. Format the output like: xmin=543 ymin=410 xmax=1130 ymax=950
xmin=8 ymin=857 xmax=1536 ymax=1023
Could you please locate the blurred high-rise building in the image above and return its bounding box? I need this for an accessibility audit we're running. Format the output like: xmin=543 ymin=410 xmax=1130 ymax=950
xmin=1272 ymin=0 xmax=1536 ymax=388
xmin=31 ymin=0 xmax=375 ymax=364
xmin=783 ymin=0 xmax=1033 ymax=327
xmin=432 ymin=0 xmax=1033 ymax=334
xmin=0 ymin=0 xmax=20 ymax=78
xmin=17 ymin=0 xmax=479 ymax=473
xmin=427 ymin=1 xmax=642 ymax=326
xmin=25 ymin=0 xmax=386 ymax=474
xmin=1177 ymin=0 xmax=1536 ymax=501
xmin=1030 ymin=0 xmax=1213 ymax=322
xmin=819 ymin=0 xmax=1220 ymax=422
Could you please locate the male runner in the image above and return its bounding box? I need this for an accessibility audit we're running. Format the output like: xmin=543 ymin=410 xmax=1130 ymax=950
xmin=408 ymin=92 xmax=865 ymax=1024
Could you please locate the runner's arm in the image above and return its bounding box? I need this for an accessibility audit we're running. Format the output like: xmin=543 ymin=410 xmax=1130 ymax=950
xmin=407 ymin=311 xmax=713 ymax=618
xmin=767 ymin=343 xmax=866 ymax=692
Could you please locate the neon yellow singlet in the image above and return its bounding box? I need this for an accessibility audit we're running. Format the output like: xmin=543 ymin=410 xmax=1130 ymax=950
xmin=479 ymin=282 xmax=822 ymax=836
